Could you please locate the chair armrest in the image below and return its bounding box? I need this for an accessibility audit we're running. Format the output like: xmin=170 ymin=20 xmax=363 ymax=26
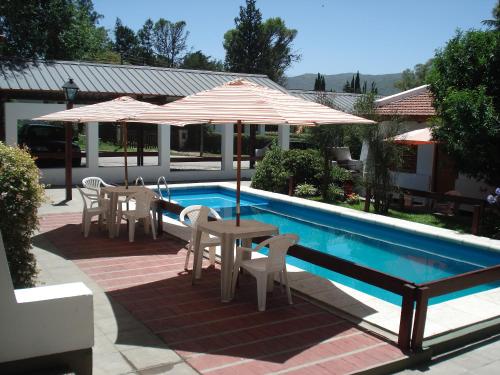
xmin=236 ymin=246 xmax=261 ymax=253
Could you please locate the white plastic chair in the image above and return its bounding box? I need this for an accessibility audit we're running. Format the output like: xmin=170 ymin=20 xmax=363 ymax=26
xmin=180 ymin=205 xmax=222 ymax=271
xmin=77 ymin=186 xmax=109 ymax=237
xmin=231 ymin=234 xmax=299 ymax=312
xmin=82 ymin=177 xmax=113 ymax=207
xmin=117 ymin=189 xmax=158 ymax=242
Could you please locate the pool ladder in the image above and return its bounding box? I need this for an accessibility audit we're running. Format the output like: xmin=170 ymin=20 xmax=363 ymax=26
xmin=157 ymin=176 xmax=171 ymax=202
xmin=135 ymin=176 xmax=145 ymax=186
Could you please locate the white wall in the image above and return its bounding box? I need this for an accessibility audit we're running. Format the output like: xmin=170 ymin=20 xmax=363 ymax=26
xmin=4 ymin=102 xmax=270 ymax=186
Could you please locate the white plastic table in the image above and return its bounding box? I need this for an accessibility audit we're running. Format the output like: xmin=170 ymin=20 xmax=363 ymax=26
xmin=101 ymin=186 xmax=156 ymax=238
xmin=192 ymin=219 xmax=278 ymax=302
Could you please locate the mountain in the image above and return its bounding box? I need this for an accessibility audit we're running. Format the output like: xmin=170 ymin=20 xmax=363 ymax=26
xmin=285 ymin=72 xmax=403 ymax=96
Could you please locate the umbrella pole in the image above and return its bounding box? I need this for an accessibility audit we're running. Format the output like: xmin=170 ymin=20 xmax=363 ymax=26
xmin=236 ymin=120 xmax=242 ymax=226
xmin=122 ymin=122 xmax=129 ymax=188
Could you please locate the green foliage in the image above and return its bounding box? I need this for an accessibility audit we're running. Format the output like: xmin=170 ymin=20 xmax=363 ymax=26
xmin=282 ymin=149 xmax=322 ymax=186
xmin=181 ymin=51 xmax=224 ymax=71
xmin=294 ymin=183 xmax=317 ymax=198
xmin=223 ymin=0 xmax=299 ymax=84
xmin=251 ymin=144 xmax=289 ymax=193
xmin=428 ymin=29 xmax=500 ymax=185
xmin=331 ymin=165 xmax=351 ymax=184
xmin=0 ymin=0 xmax=111 ymax=60
xmin=153 ymin=19 xmax=189 ymax=67
xmin=114 ymin=18 xmax=139 ymax=57
xmin=0 ymin=143 xmax=45 ymax=288
xmin=252 ymin=147 xmax=323 ymax=193
xmin=327 ymin=184 xmax=344 ymax=202
xmin=394 ymin=60 xmax=433 ymax=91
xmin=346 ymin=193 xmax=360 ymax=205
xmin=314 ymin=73 xmax=326 ymax=91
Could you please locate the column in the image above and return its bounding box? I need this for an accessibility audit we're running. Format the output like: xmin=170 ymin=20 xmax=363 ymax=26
xmin=85 ymin=123 xmax=99 ymax=169
xmin=159 ymin=124 xmax=171 ymax=171
xmin=221 ymin=124 xmax=234 ymax=171
xmin=278 ymin=126 xmax=290 ymax=150
xmin=258 ymin=124 xmax=266 ymax=135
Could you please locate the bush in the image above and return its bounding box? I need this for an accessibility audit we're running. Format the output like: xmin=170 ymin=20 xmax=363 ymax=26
xmin=346 ymin=193 xmax=360 ymax=205
xmin=331 ymin=165 xmax=352 ymax=184
xmin=283 ymin=149 xmax=323 ymax=186
xmin=0 ymin=143 xmax=45 ymax=288
xmin=251 ymin=144 xmax=289 ymax=193
xmin=294 ymin=183 xmax=317 ymax=198
xmin=327 ymin=184 xmax=344 ymax=202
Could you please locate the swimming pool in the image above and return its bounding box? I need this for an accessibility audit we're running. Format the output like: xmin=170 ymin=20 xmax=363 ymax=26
xmin=160 ymin=185 xmax=500 ymax=305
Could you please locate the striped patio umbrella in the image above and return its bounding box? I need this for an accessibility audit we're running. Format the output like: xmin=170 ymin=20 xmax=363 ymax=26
xmin=129 ymin=79 xmax=376 ymax=225
xmin=34 ymin=96 xmax=161 ymax=187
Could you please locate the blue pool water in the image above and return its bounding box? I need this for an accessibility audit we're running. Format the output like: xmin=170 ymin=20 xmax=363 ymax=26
xmin=161 ymin=186 xmax=500 ymax=305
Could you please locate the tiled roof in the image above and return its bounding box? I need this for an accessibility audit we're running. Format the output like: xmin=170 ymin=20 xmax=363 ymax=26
xmin=0 ymin=59 xmax=285 ymax=97
xmin=374 ymin=85 xmax=436 ymax=117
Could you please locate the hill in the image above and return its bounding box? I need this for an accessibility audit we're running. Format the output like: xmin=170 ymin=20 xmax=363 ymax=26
xmin=285 ymin=72 xmax=403 ymax=96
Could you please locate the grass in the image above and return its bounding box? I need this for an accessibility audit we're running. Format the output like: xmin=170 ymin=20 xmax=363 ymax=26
xmin=309 ymin=197 xmax=472 ymax=233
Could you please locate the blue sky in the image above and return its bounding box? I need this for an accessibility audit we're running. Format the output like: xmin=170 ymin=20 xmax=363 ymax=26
xmin=93 ymin=0 xmax=496 ymax=76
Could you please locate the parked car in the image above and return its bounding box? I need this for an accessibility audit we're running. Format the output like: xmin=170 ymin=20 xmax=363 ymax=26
xmin=18 ymin=123 xmax=82 ymax=167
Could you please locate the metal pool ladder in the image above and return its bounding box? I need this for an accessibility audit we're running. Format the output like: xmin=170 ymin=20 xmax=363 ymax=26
xmin=135 ymin=176 xmax=145 ymax=186
xmin=157 ymin=176 xmax=171 ymax=202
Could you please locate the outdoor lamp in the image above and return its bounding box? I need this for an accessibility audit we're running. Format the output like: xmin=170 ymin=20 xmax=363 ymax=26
xmin=62 ymin=78 xmax=79 ymax=103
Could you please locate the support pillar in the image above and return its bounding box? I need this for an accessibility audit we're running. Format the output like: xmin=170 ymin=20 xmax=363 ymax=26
xmin=86 ymin=123 xmax=99 ymax=169
xmin=278 ymin=125 xmax=290 ymax=150
xmin=222 ymin=124 xmax=234 ymax=171
xmin=258 ymin=124 xmax=266 ymax=135
xmin=159 ymin=125 xmax=171 ymax=172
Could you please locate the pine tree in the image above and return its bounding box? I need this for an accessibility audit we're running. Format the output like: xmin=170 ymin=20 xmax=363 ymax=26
xmin=362 ymin=80 xmax=367 ymax=94
xmin=354 ymin=71 xmax=361 ymax=93
xmin=342 ymin=80 xmax=351 ymax=93
xmin=314 ymin=73 xmax=326 ymax=91
xmin=350 ymin=75 xmax=355 ymax=92
xmin=370 ymin=81 xmax=378 ymax=94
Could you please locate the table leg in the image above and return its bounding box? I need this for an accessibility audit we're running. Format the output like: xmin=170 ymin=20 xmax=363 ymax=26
xmin=221 ymin=235 xmax=235 ymax=302
xmin=191 ymin=228 xmax=203 ymax=284
xmin=109 ymin=193 xmax=118 ymax=238
xmin=267 ymin=273 xmax=275 ymax=292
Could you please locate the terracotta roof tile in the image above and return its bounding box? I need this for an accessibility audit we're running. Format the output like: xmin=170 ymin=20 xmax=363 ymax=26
xmin=375 ymin=90 xmax=436 ymax=117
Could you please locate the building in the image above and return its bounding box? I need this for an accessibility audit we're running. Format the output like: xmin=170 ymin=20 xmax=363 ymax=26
xmin=0 ymin=59 xmax=292 ymax=185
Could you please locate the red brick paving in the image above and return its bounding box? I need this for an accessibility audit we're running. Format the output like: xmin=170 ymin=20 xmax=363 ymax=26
xmin=39 ymin=212 xmax=407 ymax=374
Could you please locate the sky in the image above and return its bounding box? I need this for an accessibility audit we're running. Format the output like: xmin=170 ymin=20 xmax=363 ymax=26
xmin=92 ymin=0 xmax=496 ymax=76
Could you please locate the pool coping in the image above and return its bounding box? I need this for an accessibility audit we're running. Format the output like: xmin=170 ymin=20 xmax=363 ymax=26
xmin=155 ymin=181 xmax=500 ymax=253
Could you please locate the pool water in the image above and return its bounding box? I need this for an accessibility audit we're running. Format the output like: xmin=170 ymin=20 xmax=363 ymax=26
xmin=162 ymin=186 xmax=500 ymax=305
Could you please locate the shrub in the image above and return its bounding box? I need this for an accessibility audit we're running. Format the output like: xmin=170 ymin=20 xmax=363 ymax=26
xmin=294 ymin=183 xmax=317 ymax=198
xmin=251 ymin=144 xmax=289 ymax=193
xmin=327 ymin=184 xmax=344 ymax=202
xmin=282 ymin=149 xmax=323 ymax=186
xmin=331 ymin=165 xmax=352 ymax=184
xmin=0 ymin=143 xmax=45 ymax=288
xmin=346 ymin=193 xmax=360 ymax=205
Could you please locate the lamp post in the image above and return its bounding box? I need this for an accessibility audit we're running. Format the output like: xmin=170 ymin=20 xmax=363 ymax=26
xmin=62 ymin=78 xmax=79 ymax=200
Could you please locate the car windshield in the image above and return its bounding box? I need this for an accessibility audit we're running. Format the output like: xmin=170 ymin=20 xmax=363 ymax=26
xmin=29 ymin=126 xmax=65 ymax=140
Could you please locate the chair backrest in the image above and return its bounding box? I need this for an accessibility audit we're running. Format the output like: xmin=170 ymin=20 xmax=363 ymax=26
xmin=77 ymin=186 xmax=93 ymax=211
xmin=179 ymin=205 xmax=221 ymax=228
xmin=129 ymin=189 xmax=155 ymax=215
xmin=264 ymin=234 xmax=299 ymax=272
xmin=82 ymin=177 xmax=107 ymax=193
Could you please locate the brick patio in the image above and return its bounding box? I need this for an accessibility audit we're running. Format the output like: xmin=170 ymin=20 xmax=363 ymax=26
xmin=39 ymin=212 xmax=407 ymax=374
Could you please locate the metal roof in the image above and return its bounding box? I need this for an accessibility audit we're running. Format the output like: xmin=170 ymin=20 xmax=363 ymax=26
xmin=288 ymin=90 xmax=367 ymax=114
xmin=0 ymin=59 xmax=286 ymax=97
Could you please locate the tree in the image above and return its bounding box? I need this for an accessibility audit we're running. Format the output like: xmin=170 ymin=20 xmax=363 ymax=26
xmin=314 ymin=73 xmax=325 ymax=91
xmin=114 ymin=18 xmax=139 ymax=59
xmin=181 ymin=50 xmax=223 ymax=71
xmin=394 ymin=60 xmax=433 ymax=91
xmin=482 ymin=0 xmax=500 ymax=30
xmin=223 ymin=0 xmax=299 ymax=84
xmin=354 ymin=71 xmax=361 ymax=93
xmin=428 ymin=28 xmax=500 ymax=186
xmin=342 ymin=80 xmax=351 ymax=93
xmin=153 ymin=18 xmax=189 ymax=67
xmin=0 ymin=0 xmax=112 ymax=60
xmin=137 ymin=18 xmax=155 ymax=64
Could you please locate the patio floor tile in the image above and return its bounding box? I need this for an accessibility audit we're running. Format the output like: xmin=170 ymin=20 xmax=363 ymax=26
xmin=38 ymin=212 xmax=407 ymax=374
